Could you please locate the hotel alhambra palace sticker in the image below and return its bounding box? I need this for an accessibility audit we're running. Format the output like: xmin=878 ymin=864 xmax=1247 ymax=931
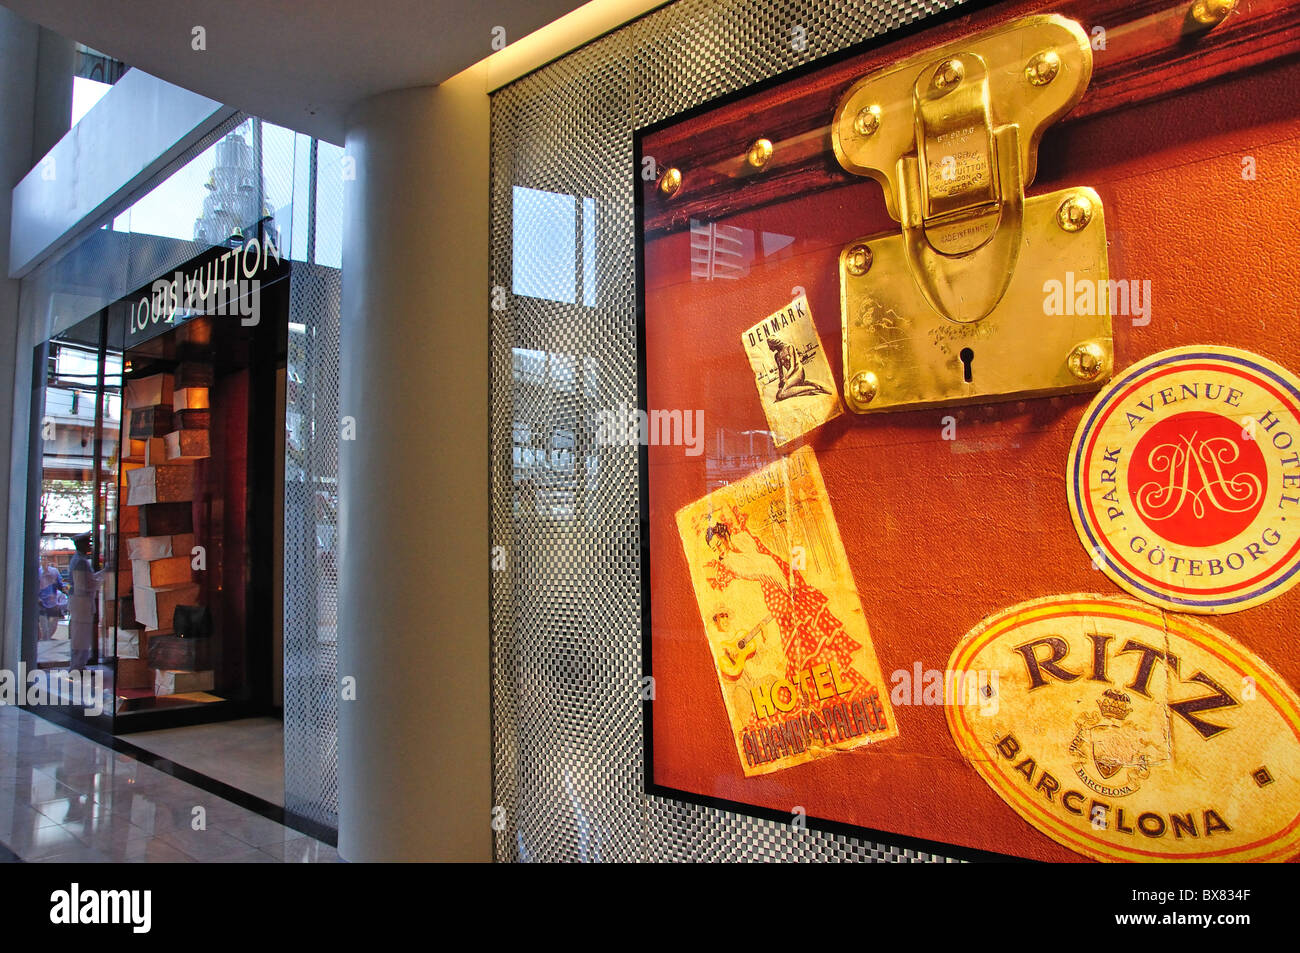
xmin=946 ymin=594 xmax=1300 ymax=863
xmin=1067 ymin=346 xmax=1300 ymax=614
xmin=675 ymin=446 xmax=897 ymax=777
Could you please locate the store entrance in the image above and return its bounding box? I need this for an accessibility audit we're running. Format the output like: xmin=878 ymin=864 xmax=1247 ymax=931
xmin=23 ymin=234 xmax=288 ymax=738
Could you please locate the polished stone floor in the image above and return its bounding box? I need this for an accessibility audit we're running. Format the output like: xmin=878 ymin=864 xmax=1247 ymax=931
xmin=0 ymin=705 xmax=337 ymax=862
xmin=126 ymin=716 xmax=285 ymax=806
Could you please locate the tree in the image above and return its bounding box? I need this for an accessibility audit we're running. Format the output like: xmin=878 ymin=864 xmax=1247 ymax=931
xmin=40 ymin=478 xmax=94 ymax=534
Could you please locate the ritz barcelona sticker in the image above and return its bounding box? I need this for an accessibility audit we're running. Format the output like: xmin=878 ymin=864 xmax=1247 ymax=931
xmin=1068 ymin=347 xmax=1300 ymax=613
xmin=946 ymin=594 xmax=1300 ymax=862
xmin=675 ymin=446 xmax=897 ymax=777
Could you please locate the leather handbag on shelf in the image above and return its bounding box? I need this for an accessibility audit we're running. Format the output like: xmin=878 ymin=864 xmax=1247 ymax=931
xmin=171 ymin=604 xmax=212 ymax=640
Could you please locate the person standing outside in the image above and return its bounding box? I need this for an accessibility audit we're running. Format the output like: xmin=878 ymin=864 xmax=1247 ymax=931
xmin=37 ymin=552 xmax=67 ymax=641
xmin=67 ymin=532 xmax=98 ymax=669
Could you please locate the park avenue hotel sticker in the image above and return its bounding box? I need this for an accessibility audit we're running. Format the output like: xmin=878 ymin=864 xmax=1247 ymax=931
xmin=1067 ymin=346 xmax=1300 ymax=614
xmin=946 ymin=594 xmax=1300 ymax=862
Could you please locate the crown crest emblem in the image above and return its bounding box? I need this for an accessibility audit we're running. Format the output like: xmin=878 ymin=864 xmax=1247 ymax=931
xmin=1098 ymin=689 xmax=1132 ymax=720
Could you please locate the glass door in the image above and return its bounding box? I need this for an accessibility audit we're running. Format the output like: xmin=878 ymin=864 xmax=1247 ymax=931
xmin=27 ymin=310 xmax=118 ymax=729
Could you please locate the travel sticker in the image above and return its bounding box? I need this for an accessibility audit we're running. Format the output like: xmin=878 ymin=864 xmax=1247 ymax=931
xmin=1067 ymin=346 xmax=1300 ymax=614
xmin=675 ymin=446 xmax=897 ymax=777
xmin=946 ymin=593 xmax=1300 ymax=863
xmin=742 ymin=295 xmax=842 ymax=448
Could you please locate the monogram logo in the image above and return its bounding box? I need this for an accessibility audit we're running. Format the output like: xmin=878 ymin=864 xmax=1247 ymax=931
xmin=1134 ymin=433 xmax=1264 ymax=522
xmin=1128 ymin=413 xmax=1267 ymax=548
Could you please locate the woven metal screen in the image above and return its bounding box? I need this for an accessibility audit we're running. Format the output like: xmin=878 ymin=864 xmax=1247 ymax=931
xmin=490 ymin=0 xmax=966 ymax=862
xmin=282 ymin=141 xmax=345 ymax=829
xmin=283 ymin=260 xmax=342 ymax=827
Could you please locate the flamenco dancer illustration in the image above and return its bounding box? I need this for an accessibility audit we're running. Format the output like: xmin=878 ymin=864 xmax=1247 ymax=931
xmin=768 ymin=335 xmax=829 ymax=401
xmin=703 ymin=506 xmax=863 ymax=694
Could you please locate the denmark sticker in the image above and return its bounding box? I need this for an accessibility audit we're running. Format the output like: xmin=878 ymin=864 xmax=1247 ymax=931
xmin=1067 ymin=346 xmax=1300 ymax=614
xmin=742 ymin=294 xmax=842 ymax=449
xmin=946 ymin=593 xmax=1300 ymax=863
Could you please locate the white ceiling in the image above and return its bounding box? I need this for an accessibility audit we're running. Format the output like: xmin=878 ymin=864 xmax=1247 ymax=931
xmin=1 ymin=0 xmax=590 ymax=142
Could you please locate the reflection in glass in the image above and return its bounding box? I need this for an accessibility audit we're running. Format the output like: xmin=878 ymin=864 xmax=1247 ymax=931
xmin=32 ymin=314 xmax=120 ymax=719
xmin=512 ymin=186 xmax=599 ymax=306
xmin=689 ymin=219 xmax=796 ymax=281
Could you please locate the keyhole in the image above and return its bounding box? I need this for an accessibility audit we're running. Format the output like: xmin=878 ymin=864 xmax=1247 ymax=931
xmin=960 ymin=347 xmax=975 ymax=383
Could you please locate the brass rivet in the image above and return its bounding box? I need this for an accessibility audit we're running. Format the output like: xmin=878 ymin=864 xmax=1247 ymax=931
xmin=850 ymin=371 xmax=879 ymax=405
xmin=747 ymin=138 xmax=774 ymax=170
xmin=1026 ymin=50 xmax=1060 ymax=86
xmin=1068 ymin=343 xmax=1106 ymax=381
xmin=844 ymin=243 xmax=873 ymax=276
xmin=1057 ymin=194 xmax=1093 ymax=232
xmin=1190 ymin=0 xmax=1236 ymax=26
xmin=658 ymin=167 xmax=682 ymax=197
xmin=932 ymin=59 xmax=964 ymax=93
xmin=853 ymin=104 xmax=881 ymax=137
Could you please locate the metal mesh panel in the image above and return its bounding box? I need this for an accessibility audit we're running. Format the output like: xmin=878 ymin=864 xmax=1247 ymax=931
xmin=490 ymin=0 xmax=965 ymax=862
xmin=282 ymin=145 xmax=344 ymax=828
xmin=283 ymin=262 xmax=342 ymax=828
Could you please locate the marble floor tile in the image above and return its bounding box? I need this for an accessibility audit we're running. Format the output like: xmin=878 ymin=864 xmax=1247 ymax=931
xmin=211 ymin=846 xmax=283 ymax=863
xmin=125 ymin=717 xmax=286 ymax=806
xmin=119 ymin=837 xmax=196 ymax=863
xmin=0 ymin=804 xmax=63 ymax=838
xmin=257 ymin=835 xmax=341 ymax=863
xmin=32 ymin=843 xmax=117 ymax=863
xmin=3 ymin=822 xmax=84 ymax=859
xmin=0 ymin=708 xmax=335 ymax=863
xmin=214 ymin=811 xmax=301 ymax=848
xmin=159 ymin=824 xmax=268 ymax=862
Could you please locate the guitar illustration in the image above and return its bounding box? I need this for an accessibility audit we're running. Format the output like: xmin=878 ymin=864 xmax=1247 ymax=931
xmin=718 ymin=615 xmax=773 ymax=680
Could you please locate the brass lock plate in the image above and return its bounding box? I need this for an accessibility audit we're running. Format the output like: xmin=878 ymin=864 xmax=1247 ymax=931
xmin=832 ymin=15 xmax=1113 ymax=413
xmin=841 ymin=188 xmax=1111 ymax=413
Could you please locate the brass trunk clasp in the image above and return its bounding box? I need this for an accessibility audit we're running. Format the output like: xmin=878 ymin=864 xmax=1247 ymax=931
xmin=832 ymin=15 xmax=1113 ymax=413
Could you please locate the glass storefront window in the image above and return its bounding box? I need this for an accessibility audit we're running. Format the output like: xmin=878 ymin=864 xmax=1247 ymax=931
xmin=24 ymin=231 xmax=288 ymax=730
xmin=17 ymin=108 xmax=343 ymax=819
xmin=29 ymin=314 xmax=117 ymax=725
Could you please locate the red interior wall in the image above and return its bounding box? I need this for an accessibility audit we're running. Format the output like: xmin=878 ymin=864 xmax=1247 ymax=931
xmin=208 ymin=367 xmax=249 ymax=695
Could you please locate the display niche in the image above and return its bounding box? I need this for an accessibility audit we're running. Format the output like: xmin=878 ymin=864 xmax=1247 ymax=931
xmin=105 ymin=244 xmax=287 ymax=724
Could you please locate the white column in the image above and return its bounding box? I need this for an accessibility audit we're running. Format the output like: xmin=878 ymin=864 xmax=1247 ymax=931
xmin=0 ymin=10 xmax=58 ymax=672
xmin=336 ymin=69 xmax=491 ymax=861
